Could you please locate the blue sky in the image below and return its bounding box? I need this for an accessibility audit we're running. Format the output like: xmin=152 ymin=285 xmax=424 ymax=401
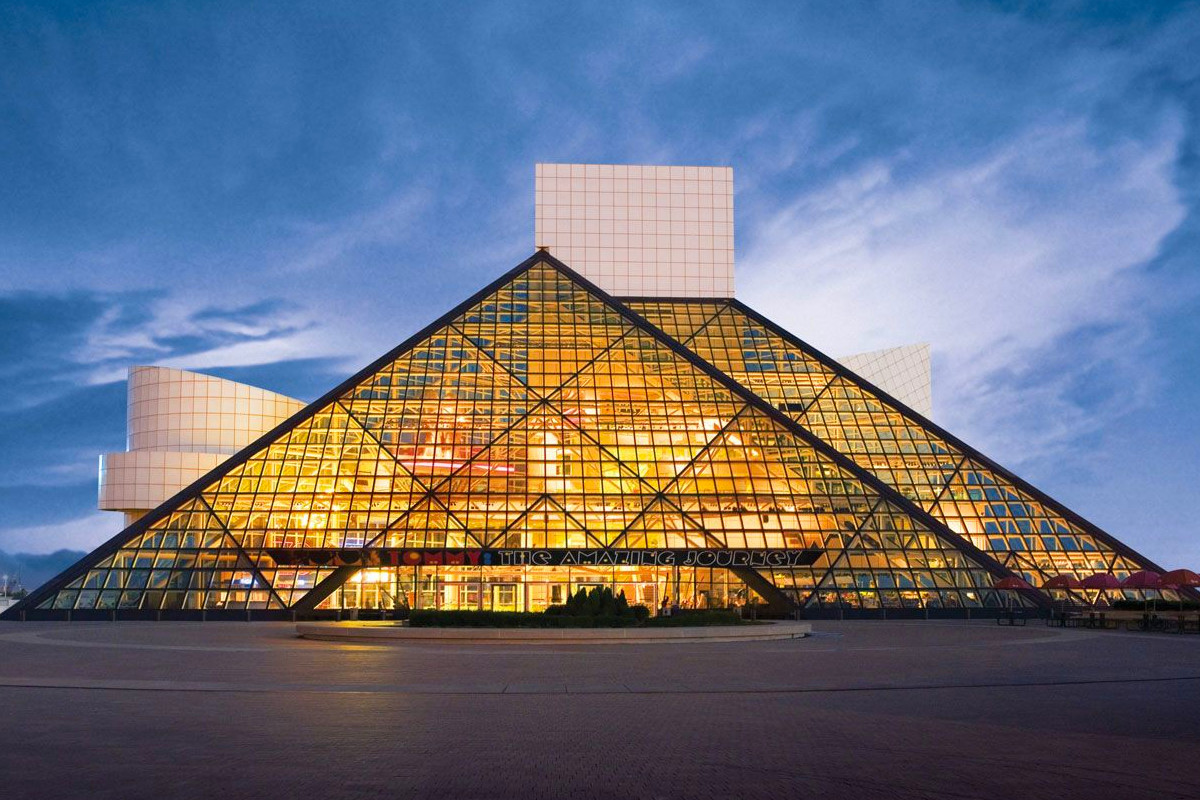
xmin=1 ymin=2 xmax=1198 ymax=569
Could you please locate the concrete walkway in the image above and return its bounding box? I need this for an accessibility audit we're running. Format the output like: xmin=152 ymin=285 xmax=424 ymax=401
xmin=296 ymin=619 xmax=812 ymax=644
xmin=3 ymin=620 xmax=1199 ymax=799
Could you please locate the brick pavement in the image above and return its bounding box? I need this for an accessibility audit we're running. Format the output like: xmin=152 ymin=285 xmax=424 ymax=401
xmin=1 ymin=621 xmax=1198 ymax=799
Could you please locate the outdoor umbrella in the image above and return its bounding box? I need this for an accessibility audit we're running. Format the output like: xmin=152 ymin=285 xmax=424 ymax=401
xmin=1160 ymin=569 xmax=1200 ymax=613
xmin=1042 ymin=575 xmax=1085 ymax=611
xmin=1081 ymin=573 xmax=1122 ymax=589
xmin=1081 ymin=573 xmax=1122 ymax=606
xmin=1160 ymin=569 xmax=1200 ymax=587
xmin=1121 ymin=571 xmax=1162 ymax=589
xmin=993 ymin=576 xmax=1032 ymax=611
xmin=993 ymin=577 xmax=1033 ymax=589
xmin=1122 ymin=571 xmax=1163 ymax=615
xmin=1042 ymin=575 xmax=1084 ymax=589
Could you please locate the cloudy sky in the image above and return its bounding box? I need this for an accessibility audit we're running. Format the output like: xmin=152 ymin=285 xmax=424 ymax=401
xmin=2 ymin=2 xmax=1198 ymax=568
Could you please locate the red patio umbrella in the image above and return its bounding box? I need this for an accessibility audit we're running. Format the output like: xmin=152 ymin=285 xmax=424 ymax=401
xmin=1042 ymin=576 xmax=1085 ymax=617
xmin=1160 ymin=569 xmax=1200 ymax=587
xmin=1042 ymin=575 xmax=1084 ymax=590
xmin=993 ymin=576 xmax=1032 ymax=611
xmin=1121 ymin=571 xmax=1164 ymax=616
xmin=993 ymin=576 xmax=1033 ymax=589
xmin=1159 ymin=569 xmax=1200 ymax=613
xmin=1120 ymin=571 xmax=1161 ymax=589
xmin=1081 ymin=573 xmax=1122 ymax=590
xmin=1080 ymin=573 xmax=1122 ymax=608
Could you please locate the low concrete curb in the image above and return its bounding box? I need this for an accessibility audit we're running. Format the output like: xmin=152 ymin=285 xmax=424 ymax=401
xmin=297 ymin=620 xmax=812 ymax=645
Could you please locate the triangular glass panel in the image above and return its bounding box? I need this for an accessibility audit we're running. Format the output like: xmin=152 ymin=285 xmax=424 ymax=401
xmin=19 ymin=254 xmax=1101 ymax=617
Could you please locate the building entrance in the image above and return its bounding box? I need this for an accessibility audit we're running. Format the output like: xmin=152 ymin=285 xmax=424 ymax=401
xmin=318 ymin=565 xmax=757 ymax=612
xmin=491 ymin=584 xmax=519 ymax=612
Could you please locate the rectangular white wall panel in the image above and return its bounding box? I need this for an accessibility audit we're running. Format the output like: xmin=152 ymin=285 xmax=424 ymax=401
xmin=535 ymin=163 xmax=734 ymax=298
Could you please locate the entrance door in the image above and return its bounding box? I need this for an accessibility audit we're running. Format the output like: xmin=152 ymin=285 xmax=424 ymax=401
xmin=491 ymin=583 xmax=519 ymax=612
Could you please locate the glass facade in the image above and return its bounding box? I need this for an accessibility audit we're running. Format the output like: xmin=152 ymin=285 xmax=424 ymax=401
xmin=327 ymin=565 xmax=745 ymax=613
xmin=14 ymin=255 xmax=1164 ymax=618
xmin=626 ymin=299 xmax=1165 ymax=606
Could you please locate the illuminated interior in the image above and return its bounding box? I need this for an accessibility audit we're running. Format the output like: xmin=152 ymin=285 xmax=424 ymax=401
xmin=626 ymin=299 xmax=1158 ymax=605
xmin=325 ymin=565 xmax=751 ymax=613
xmin=17 ymin=255 xmax=1168 ymax=617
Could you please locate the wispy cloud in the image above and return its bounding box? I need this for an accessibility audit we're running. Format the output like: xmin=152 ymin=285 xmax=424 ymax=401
xmin=75 ymin=294 xmax=343 ymax=386
xmin=740 ymin=114 xmax=1186 ymax=468
xmin=275 ymin=185 xmax=434 ymax=275
xmin=150 ymin=328 xmax=351 ymax=376
xmin=0 ymin=512 xmax=121 ymax=554
xmin=20 ymin=291 xmax=328 ymax=390
xmin=0 ymin=287 xmax=345 ymax=486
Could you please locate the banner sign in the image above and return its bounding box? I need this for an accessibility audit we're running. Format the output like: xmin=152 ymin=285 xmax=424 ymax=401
xmin=265 ymin=548 xmax=822 ymax=568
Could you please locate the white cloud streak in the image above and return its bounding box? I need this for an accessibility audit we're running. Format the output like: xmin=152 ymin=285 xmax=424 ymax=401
xmin=740 ymin=114 xmax=1186 ymax=468
xmin=277 ymin=186 xmax=433 ymax=275
xmin=0 ymin=512 xmax=121 ymax=554
xmin=69 ymin=292 xmax=341 ymax=388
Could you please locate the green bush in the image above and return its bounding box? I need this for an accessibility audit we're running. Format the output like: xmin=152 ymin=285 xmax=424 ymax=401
xmin=408 ymin=609 xmax=641 ymax=628
xmin=539 ymin=593 xmax=649 ymax=620
xmin=559 ymin=586 xmax=635 ymax=617
xmin=406 ymin=590 xmax=742 ymax=628
xmin=642 ymin=610 xmax=744 ymax=627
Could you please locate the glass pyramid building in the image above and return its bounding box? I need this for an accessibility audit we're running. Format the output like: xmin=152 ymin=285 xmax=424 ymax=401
xmin=625 ymin=299 xmax=1164 ymax=608
xmin=3 ymin=253 xmax=1173 ymax=620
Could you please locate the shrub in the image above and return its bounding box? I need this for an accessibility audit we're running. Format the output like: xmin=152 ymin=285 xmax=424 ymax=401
xmin=408 ymin=609 xmax=641 ymax=628
xmin=642 ymin=610 xmax=744 ymax=627
xmin=405 ymin=595 xmax=741 ymax=628
xmin=560 ymin=586 xmax=637 ymax=618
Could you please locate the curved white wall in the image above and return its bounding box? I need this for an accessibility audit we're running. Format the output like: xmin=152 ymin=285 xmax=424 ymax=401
xmin=837 ymin=343 xmax=933 ymax=419
xmin=125 ymin=365 xmax=305 ymax=454
xmin=99 ymin=366 xmax=306 ymax=521
xmin=99 ymin=451 xmax=228 ymax=520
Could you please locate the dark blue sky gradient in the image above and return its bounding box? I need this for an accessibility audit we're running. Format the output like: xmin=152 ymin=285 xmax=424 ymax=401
xmin=1 ymin=2 xmax=1198 ymax=565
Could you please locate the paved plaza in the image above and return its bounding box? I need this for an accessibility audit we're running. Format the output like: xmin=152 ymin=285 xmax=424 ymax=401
xmin=2 ymin=620 xmax=1199 ymax=799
